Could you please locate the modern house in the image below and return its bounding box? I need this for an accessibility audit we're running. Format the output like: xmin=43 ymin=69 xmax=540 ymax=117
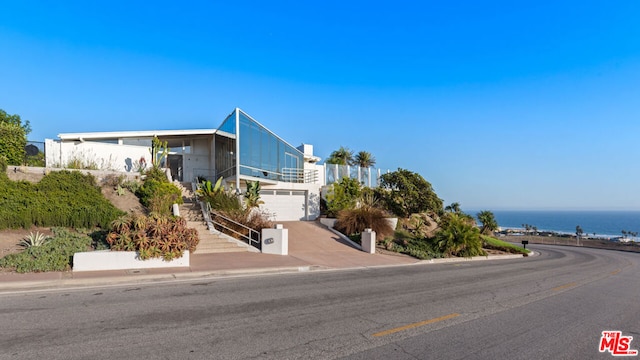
xmin=45 ymin=108 xmax=383 ymax=221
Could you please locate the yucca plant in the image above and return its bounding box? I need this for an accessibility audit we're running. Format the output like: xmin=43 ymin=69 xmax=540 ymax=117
xmin=19 ymin=231 xmax=51 ymax=248
xmin=244 ymin=181 xmax=264 ymax=208
xmin=196 ymin=176 xmax=223 ymax=198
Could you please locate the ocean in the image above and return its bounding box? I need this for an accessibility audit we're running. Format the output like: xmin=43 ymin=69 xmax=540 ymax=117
xmin=485 ymin=211 xmax=640 ymax=239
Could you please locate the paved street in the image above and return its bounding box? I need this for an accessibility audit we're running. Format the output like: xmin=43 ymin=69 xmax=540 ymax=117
xmin=1 ymin=245 xmax=638 ymax=359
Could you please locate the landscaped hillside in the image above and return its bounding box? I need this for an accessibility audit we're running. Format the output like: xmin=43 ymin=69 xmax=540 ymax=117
xmin=0 ymin=168 xmax=125 ymax=229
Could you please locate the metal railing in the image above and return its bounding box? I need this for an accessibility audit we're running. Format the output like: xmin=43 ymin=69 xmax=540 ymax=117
xmin=281 ymin=168 xmax=318 ymax=183
xmin=203 ymin=201 xmax=261 ymax=249
xmin=195 ymin=165 xmax=319 ymax=184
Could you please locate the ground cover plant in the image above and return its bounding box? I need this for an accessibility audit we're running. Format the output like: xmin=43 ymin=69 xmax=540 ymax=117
xmin=0 ymin=228 xmax=92 ymax=273
xmin=0 ymin=170 xmax=125 ymax=229
xmin=380 ymin=229 xmax=444 ymax=260
xmin=482 ymin=235 xmax=529 ymax=255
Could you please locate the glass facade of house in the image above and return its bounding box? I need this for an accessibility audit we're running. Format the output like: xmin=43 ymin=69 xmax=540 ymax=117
xmin=214 ymin=109 xmax=304 ymax=183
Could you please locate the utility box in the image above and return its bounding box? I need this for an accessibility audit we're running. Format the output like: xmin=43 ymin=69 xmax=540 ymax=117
xmin=262 ymin=224 xmax=288 ymax=255
xmin=362 ymin=228 xmax=376 ymax=254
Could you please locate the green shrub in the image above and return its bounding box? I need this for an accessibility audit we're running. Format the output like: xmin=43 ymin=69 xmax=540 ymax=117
xmin=144 ymin=166 xmax=169 ymax=183
xmin=0 ymin=122 xmax=26 ymax=166
xmin=435 ymin=213 xmax=486 ymax=258
xmin=0 ymin=228 xmax=91 ymax=273
xmin=0 ymin=154 xmax=8 ymax=173
xmin=136 ymin=178 xmax=182 ymax=213
xmin=379 ymin=168 xmax=444 ymax=218
xmin=106 ymin=214 xmax=199 ymax=260
xmin=0 ymin=170 xmax=125 ymax=230
xmin=205 ymin=189 xmax=242 ymax=213
xmin=24 ymin=151 xmax=45 ymax=167
xmin=325 ymin=177 xmax=361 ymax=217
xmin=121 ymin=179 xmax=141 ymax=193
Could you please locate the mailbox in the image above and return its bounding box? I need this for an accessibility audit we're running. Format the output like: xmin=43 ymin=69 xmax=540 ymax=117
xmin=521 ymin=240 xmax=529 ymax=249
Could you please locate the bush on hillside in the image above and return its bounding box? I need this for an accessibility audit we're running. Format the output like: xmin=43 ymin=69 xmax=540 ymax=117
xmin=379 ymin=168 xmax=444 ymax=218
xmin=0 ymin=170 xmax=125 ymax=229
xmin=0 ymin=122 xmax=26 ymax=166
xmin=0 ymin=155 xmax=7 ymax=173
xmin=0 ymin=228 xmax=92 ymax=273
xmin=435 ymin=213 xmax=486 ymax=258
xmin=325 ymin=177 xmax=361 ymax=217
xmin=136 ymin=179 xmax=183 ymax=212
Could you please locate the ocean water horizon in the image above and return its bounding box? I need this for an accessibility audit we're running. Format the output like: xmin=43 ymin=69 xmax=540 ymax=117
xmin=472 ymin=210 xmax=640 ymax=239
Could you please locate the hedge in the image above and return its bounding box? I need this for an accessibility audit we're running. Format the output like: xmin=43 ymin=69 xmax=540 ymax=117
xmin=0 ymin=170 xmax=125 ymax=229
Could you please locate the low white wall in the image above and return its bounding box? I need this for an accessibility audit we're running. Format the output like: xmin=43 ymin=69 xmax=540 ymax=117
xmin=262 ymin=225 xmax=288 ymax=255
xmin=73 ymin=250 xmax=190 ymax=272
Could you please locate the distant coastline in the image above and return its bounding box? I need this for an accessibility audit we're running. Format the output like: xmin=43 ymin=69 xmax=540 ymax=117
xmin=478 ymin=210 xmax=640 ymax=241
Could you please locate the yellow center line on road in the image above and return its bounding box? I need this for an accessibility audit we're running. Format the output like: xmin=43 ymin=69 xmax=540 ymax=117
xmin=610 ymin=269 xmax=621 ymax=276
xmin=552 ymin=282 xmax=577 ymax=291
xmin=372 ymin=313 xmax=460 ymax=337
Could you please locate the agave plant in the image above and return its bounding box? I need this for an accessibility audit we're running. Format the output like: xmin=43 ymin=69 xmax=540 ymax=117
xmin=19 ymin=231 xmax=51 ymax=248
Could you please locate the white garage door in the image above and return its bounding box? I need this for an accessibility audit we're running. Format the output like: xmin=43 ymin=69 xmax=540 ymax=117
xmin=260 ymin=190 xmax=307 ymax=221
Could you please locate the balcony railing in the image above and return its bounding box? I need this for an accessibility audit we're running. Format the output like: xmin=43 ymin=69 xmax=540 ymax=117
xmin=324 ymin=164 xmax=385 ymax=187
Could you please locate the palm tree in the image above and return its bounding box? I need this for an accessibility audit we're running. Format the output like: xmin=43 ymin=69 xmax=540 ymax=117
xmin=436 ymin=213 xmax=484 ymax=258
xmin=354 ymin=151 xmax=376 ymax=168
xmin=476 ymin=210 xmax=498 ymax=235
xmin=445 ymin=202 xmax=461 ymax=213
xmin=326 ymin=146 xmax=354 ymax=166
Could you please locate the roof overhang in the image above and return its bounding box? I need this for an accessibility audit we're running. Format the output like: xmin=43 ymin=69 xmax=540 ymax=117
xmin=58 ymin=129 xmax=216 ymax=141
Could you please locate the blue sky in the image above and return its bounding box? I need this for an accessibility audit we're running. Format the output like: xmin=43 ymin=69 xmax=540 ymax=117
xmin=2 ymin=1 xmax=640 ymax=210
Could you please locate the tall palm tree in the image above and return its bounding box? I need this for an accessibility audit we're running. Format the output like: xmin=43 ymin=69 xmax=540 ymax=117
xmin=476 ymin=210 xmax=498 ymax=235
xmin=326 ymin=146 xmax=354 ymax=165
xmin=354 ymin=151 xmax=376 ymax=168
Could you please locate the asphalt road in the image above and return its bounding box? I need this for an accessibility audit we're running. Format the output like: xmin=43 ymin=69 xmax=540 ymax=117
xmin=1 ymin=245 xmax=639 ymax=360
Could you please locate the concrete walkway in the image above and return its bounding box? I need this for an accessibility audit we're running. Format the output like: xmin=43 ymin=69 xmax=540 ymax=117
xmin=0 ymin=221 xmax=524 ymax=292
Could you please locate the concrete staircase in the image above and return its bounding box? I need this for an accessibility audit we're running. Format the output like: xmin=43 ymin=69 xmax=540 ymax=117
xmin=177 ymin=182 xmax=253 ymax=254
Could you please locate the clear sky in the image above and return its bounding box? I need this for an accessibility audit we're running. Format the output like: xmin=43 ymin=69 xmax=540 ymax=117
xmin=2 ymin=1 xmax=640 ymax=211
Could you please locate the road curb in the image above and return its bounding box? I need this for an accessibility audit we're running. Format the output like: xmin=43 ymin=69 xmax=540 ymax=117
xmin=0 ymin=253 xmax=528 ymax=293
xmin=0 ymin=265 xmax=328 ymax=293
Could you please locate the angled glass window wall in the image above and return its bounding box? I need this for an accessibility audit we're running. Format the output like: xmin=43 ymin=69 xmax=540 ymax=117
xmin=214 ymin=109 xmax=304 ymax=184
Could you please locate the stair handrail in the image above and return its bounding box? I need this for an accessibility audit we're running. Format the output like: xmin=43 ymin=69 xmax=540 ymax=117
xmin=203 ymin=202 xmax=261 ymax=249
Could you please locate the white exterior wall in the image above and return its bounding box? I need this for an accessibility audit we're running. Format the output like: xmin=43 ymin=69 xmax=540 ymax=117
xmin=45 ymin=139 xmax=149 ymax=172
xmin=311 ymin=163 xmax=325 ymax=185
xmin=182 ymin=138 xmax=212 ymax=182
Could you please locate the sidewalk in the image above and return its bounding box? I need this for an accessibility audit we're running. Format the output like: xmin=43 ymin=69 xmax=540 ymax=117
xmin=0 ymin=222 xmax=528 ymax=292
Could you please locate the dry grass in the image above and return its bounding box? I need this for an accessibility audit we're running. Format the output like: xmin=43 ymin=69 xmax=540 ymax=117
xmin=335 ymin=206 xmax=394 ymax=238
